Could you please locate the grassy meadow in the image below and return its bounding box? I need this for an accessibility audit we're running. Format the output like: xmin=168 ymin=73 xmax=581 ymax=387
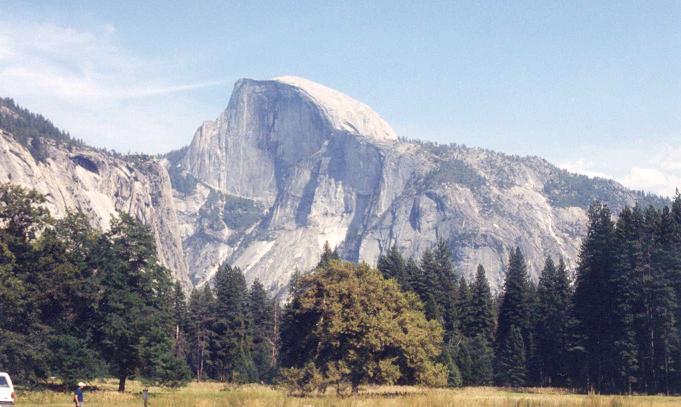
xmin=13 ymin=380 xmax=681 ymax=407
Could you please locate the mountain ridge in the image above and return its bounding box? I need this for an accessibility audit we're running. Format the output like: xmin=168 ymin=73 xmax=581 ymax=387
xmin=0 ymin=81 xmax=668 ymax=293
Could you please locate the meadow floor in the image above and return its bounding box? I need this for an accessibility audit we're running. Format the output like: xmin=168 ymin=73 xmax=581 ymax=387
xmin=14 ymin=380 xmax=681 ymax=407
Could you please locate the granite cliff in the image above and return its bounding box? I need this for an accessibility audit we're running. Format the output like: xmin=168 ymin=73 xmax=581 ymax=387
xmin=0 ymin=78 xmax=664 ymax=293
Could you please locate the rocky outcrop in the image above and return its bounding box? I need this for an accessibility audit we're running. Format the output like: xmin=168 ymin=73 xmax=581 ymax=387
xmin=170 ymin=77 xmax=663 ymax=293
xmin=0 ymin=129 xmax=191 ymax=287
xmin=1 ymin=77 xmax=664 ymax=294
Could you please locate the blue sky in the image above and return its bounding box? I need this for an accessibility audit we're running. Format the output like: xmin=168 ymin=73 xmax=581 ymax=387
xmin=0 ymin=1 xmax=679 ymax=195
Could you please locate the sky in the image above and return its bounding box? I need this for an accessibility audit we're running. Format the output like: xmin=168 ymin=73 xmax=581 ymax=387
xmin=0 ymin=1 xmax=679 ymax=196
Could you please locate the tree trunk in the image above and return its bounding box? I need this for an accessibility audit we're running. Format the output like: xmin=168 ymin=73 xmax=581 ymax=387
xmin=198 ymin=346 xmax=204 ymax=382
xmin=118 ymin=375 xmax=127 ymax=392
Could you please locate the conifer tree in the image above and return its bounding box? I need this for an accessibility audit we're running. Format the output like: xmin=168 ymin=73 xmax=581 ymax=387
xmin=468 ymin=265 xmax=495 ymax=343
xmin=573 ymin=202 xmax=616 ymax=392
xmin=495 ymin=325 xmax=527 ymax=387
xmin=418 ymin=240 xmax=459 ymax=337
xmin=534 ymin=257 xmax=573 ymax=387
xmin=172 ymin=282 xmax=189 ymax=359
xmin=377 ymin=244 xmax=410 ymax=291
xmin=95 ymin=213 xmax=189 ymax=391
xmin=611 ymin=206 xmax=643 ymax=392
xmin=187 ymin=285 xmax=214 ymax=381
xmin=250 ymin=279 xmax=275 ymax=382
xmin=651 ymin=205 xmax=681 ymax=394
xmin=457 ymin=277 xmax=472 ymax=336
xmin=415 ymin=249 xmax=443 ymax=322
xmin=468 ymin=334 xmax=494 ymax=385
xmin=495 ymin=248 xmax=531 ymax=386
xmin=210 ymin=263 xmax=256 ymax=382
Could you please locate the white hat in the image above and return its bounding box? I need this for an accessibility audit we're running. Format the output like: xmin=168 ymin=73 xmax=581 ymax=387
xmin=78 ymin=382 xmax=86 ymax=387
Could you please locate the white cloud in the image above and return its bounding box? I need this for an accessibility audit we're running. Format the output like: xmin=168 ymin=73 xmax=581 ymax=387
xmin=560 ymin=145 xmax=681 ymax=198
xmin=559 ymin=158 xmax=614 ymax=180
xmin=0 ymin=21 xmax=229 ymax=153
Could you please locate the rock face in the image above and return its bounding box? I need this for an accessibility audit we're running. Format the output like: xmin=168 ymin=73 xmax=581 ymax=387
xmin=0 ymin=78 xmax=665 ymax=293
xmin=166 ymin=77 xmax=663 ymax=292
xmin=0 ymin=128 xmax=191 ymax=287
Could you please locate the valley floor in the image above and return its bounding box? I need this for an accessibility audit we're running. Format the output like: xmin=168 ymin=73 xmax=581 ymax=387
xmin=14 ymin=380 xmax=681 ymax=407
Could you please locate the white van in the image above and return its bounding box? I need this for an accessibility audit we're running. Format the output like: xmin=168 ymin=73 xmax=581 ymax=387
xmin=0 ymin=373 xmax=14 ymax=405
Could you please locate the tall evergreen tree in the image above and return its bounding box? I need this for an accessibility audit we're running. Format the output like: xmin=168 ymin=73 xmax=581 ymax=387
xmin=495 ymin=248 xmax=531 ymax=386
xmin=457 ymin=277 xmax=472 ymax=336
xmin=573 ymin=202 xmax=616 ymax=392
xmin=172 ymin=282 xmax=189 ymax=359
xmin=187 ymin=285 xmax=215 ymax=381
xmin=210 ymin=263 xmax=256 ymax=382
xmin=419 ymin=240 xmax=459 ymax=337
xmin=651 ymin=205 xmax=681 ymax=394
xmin=249 ymin=279 xmax=276 ymax=383
xmin=495 ymin=325 xmax=527 ymax=387
xmin=95 ymin=213 xmax=189 ymax=391
xmin=534 ymin=257 xmax=573 ymax=387
xmin=377 ymin=244 xmax=410 ymax=291
xmin=468 ymin=265 xmax=496 ymax=343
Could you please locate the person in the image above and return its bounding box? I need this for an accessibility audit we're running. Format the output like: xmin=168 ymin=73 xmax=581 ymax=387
xmin=73 ymin=382 xmax=85 ymax=407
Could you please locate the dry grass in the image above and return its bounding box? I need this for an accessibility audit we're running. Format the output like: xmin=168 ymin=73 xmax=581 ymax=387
xmin=14 ymin=380 xmax=681 ymax=406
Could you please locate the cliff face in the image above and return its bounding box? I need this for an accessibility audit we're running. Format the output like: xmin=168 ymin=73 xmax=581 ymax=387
xmin=169 ymin=77 xmax=661 ymax=291
xmin=1 ymin=78 xmax=664 ymax=293
xmin=0 ymin=128 xmax=191 ymax=287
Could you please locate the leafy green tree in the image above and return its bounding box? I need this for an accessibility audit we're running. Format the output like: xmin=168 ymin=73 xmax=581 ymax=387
xmin=0 ymin=184 xmax=51 ymax=383
xmin=279 ymin=259 xmax=447 ymax=393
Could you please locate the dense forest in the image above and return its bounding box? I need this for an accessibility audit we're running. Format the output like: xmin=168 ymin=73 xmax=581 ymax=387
xmin=1 ymin=183 xmax=681 ymax=395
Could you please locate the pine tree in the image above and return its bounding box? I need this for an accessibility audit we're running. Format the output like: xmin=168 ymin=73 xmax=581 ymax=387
xmin=414 ymin=249 xmax=443 ymax=322
xmin=210 ymin=263 xmax=256 ymax=382
xmin=95 ymin=213 xmax=189 ymax=391
xmin=573 ymin=202 xmax=616 ymax=392
xmin=172 ymin=282 xmax=189 ymax=359
xmin=468 ymin=265 xmax=495 ymax=344
xmin=495 ymin=247 xmax=531 ymax=386
xmin=187 ymin=285 xmax=214 ymax=381
xmin=610 ymin=206 xmax=643 ymax=393
xmin=534 ymin=257 xmax=573 ymax=387
xmin=652 ymin=205 xmax=681 ymax=394
xmin=495 ymin=325 xmax=527 ymax=387
xmin=250 ymin=279 xmax=275 ymax=383
xmin=468 ymin=334 xmax=494 ymax=385
xmin=418 ymin=240 xmax=459 ymax=337
xmin=457 ymin=277 xmax=472 ymax=337
xmin=318 ymin=241 xmax=340 ymax=267
xmin=377 ymin=244 xmax=410 ymax=291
